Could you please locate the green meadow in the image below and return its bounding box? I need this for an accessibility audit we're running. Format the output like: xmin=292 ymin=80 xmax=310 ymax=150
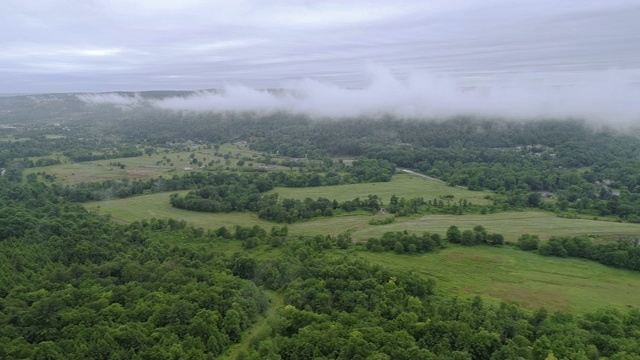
xmin=269 ymin=173 xmax=493 ymax=205
xmin=85 ymin=189 xmax=640 ymax=242
xmin=351 ymin=211 xmax=640 ymax=241
xmin=359 ymin=245 xmax=640 ymax=312
xmin=85 ymin=190 xmax=272 ymax=230
xmin=82 ymin=164 xmax=640 ymax=314
xmin=24 ymin=147 xmax=261 ymax=185
xmin=90 ymin=188 xmax=640 ymax=313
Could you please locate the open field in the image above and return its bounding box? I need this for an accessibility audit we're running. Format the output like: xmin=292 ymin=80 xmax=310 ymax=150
xmin=85 ymin=191 xmax=273 ymax=229
xmin=23 ymin=143 xmax=295 ymax=185
xmin=269 ymin=173 xmax=493 ymax=205
xmin=360 ymin=246 xmax=640 ymax=312
xmin=351 ymin=211 xmax=640 ymax=242
xmin=77 ymin=153 xmax=640 ymax=315
xmin=85 ymin=190 xmax=640 ymax=242
xmin=81 ymin=156 xmax=640 ymax=242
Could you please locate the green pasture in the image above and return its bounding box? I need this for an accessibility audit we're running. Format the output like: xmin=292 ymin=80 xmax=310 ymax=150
xmin=269 ymin=173 xmax=493 ymax=205
xmin=84 ymin=187 xmax=640 ymax=314
xmin=351 ymin=211 xmax=640 ymax=242
xmin=85 ymin=191 xmax=273 ymax=230
xmin=360 ymin=245 xmax=640 ymax=312
xmin=85 ymin=189 xmax=640 ymax=243
xmin=23 ymin=146 xmax=269 ymax=185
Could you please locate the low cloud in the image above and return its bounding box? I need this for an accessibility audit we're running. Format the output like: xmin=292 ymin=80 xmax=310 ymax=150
xmin=78 ymin=65 xmax=640 ymax=123
xmin=77 ymin=93 xmax=144 ymax=109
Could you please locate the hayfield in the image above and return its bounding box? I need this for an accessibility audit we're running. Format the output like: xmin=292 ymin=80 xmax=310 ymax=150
xmin=24 ymin=145 xmax=271 ymax=185
xmin=350 ymin=211 xmax=640 ymax=242
xmin=85 ymin=191 xmax=640 ymax=243
xmin=268 ymin=173 xmax=493 ymax=205
xmin=359 ymin=245 xmax=640 ymax=312
xmin=85 ymin=190 xmax=272 ymax=230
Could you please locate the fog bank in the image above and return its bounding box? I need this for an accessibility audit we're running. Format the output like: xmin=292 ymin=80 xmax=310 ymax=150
xmin=79 ymin=66 xmax=640 ymax=123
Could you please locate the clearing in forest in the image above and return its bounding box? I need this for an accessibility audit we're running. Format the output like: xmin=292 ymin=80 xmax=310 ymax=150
xmin=359 ymin=245 xmax=640 ymax=312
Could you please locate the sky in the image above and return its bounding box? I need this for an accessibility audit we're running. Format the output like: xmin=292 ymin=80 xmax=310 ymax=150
xmin=2 ymin=0 xmax=640 ymax=121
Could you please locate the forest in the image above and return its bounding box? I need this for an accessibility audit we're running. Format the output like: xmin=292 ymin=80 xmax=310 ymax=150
xmin=2 ymin=93 xmax=640 ymax=359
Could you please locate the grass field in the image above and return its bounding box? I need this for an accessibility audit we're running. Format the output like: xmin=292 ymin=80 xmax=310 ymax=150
xmin=85 ymin=191 xmax=273 ymax=229
xmin=350 ymin=211 xmax=640 ymax=242
xmin=84 ymin=186 xmax=640 ymax=315
xmin=269 ymin=173 xmax=493 ymax=205
xmin=85 ymin=190 xmax=640 ymax=243
xmin=359 ymin=246 xmax=640 ymax=312
xmin=23 ymin=143 xmax=293 ymax=185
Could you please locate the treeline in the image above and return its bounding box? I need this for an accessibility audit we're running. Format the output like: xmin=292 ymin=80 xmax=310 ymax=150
xmin=365 ymin=225 xmax=504 ymax=255
xmin=387 ymin=194 xmax=486 ymax=216
xmin=13 ymin=157 xmax=62 ymax=168
xmin=366 ymin=231 xmax=444 ymax=254
xmin=62 ymin=145 xmax=142 ymax=162
xmin=258 ymin=194 xmax=384 ymax=223
xmin=171 ymin=191 xmax=383 ymax=223
xmin=518 ymin=234 xmax=640 ymax=272
xmin=171 ymin=188 xmax=533 ymax=224
xmin=0 ymin=128 xmax=141 ymax=166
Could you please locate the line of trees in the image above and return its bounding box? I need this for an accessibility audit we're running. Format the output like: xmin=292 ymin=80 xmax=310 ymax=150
xmin=366 ymin=230 xmax=443 ymax=254
xmin=518 ymin=234 xmax=640 ymax=271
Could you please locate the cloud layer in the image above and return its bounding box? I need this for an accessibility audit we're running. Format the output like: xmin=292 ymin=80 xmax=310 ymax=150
xmin=78 ymin=66 xmax=640 ymax=123
xmin=2 ymin=0 xmax=640 ymax=94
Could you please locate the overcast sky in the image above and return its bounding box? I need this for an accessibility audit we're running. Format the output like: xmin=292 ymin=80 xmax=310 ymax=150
xmin=2 ymin=0 xmax=639 ymax=94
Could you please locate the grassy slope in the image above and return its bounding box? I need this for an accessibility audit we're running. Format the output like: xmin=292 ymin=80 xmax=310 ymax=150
xmin=359 ymin=246 xmax=640 ymax=312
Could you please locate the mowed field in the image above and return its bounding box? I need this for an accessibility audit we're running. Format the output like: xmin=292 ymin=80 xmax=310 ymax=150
xmin=269 ymin=173 xmax=493 ymax=205
xmin=351 ymin=211 xmax=640 ymax=242
xmin=360 ymin=246 xmax=640 ymax=312
xmin=85 ymin=190 xmax=272 ymax=229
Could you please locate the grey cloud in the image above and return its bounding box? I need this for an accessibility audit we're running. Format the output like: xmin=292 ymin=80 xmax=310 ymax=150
xmin=2 ymin=0 xmax=640 ymax=106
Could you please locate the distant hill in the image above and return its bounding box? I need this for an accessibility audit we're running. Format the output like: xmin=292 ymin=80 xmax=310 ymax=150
xmin=0 ymin=89 xmax=291 ymax=125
